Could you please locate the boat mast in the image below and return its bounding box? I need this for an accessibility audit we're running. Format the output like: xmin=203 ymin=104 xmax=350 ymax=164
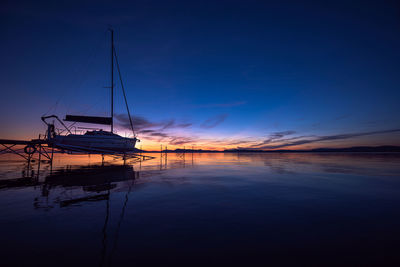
xmin=110 ymin=29 xmax=114 ymax=133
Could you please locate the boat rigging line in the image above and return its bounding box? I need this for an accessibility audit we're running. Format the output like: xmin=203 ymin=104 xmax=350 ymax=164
xmin=113 ymin=45 xmax=136 ymax=137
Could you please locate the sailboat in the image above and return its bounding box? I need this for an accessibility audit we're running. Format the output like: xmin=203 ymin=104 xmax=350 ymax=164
xmin=41 ymin=29 xmax=138 ymax=154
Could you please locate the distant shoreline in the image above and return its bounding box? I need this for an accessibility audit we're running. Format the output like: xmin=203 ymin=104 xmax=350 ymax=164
xmin=141 ymin=146 xmax=400 ymax=153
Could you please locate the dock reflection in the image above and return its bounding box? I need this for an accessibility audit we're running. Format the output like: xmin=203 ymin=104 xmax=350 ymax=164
xmin=0 ymin=164 xmax=136 ymax=208
xmin=0 ymin=161 xmax=139 ymax=265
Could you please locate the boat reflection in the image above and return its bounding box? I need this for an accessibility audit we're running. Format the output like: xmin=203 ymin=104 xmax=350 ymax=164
xmin=0 ymin=163 xmax=137 ymax=210
xmin=40 ymin=165 xmax=137 ymax=208
xmin=44 ymin=164 xmax=136 ymax=188
xmin=0 ymin=161 xmax=139 ymax=265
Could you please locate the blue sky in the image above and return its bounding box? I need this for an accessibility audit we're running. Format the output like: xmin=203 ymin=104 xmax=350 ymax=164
xmin=1 ymin=0 xmax=399 ymax=150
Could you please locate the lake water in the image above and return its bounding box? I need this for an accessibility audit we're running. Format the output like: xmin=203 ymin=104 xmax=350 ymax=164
xmin=1 ymin=152 xmax=400 ymax=266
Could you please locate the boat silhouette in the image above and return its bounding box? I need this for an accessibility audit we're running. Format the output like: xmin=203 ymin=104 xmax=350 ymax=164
xmin=41 ymin=29 xmax=138 ymax=155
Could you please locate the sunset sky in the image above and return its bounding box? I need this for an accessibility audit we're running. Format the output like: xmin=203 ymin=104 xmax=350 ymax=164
xmin=1 ymin=0 xmax=400 ymax=150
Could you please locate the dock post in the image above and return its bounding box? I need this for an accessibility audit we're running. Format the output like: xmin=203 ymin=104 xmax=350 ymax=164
xmin=51 ymin=147 xmax=54 ymax=160
xmin=165 ymin=145 xmax=167 ymax=167
xmin=50 ymin=148 xmax=54 ymax=174
xmin=183 ymin=146 xmax=185 ymax=167
xmin=36 ymin=145 xmax=42 ymax=181
xmin=27 ymin=152 xmax=32 ymax=170
xmin=159 ymin=144 xmax=161 ymax=169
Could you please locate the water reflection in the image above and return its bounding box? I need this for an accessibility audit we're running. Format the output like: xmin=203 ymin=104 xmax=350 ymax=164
xmin=1 ymin=152 xmax=400 ymax=207
xmin=42 ymin=165 xmax=136 ymax=208
xmin=0 ymin=152 xmax=400 ymax=265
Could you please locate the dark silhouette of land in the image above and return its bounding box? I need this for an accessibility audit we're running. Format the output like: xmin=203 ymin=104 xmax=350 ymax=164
xmin=142 ymin=145 xmax=400 ymax=153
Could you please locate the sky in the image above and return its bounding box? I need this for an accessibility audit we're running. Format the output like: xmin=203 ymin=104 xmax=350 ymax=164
xmin=1 ymin=0 xmax=400 ymax=150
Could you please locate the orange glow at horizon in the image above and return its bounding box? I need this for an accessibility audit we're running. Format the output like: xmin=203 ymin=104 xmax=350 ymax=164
xmin=2 ymin=125 xmax=400 ymax=152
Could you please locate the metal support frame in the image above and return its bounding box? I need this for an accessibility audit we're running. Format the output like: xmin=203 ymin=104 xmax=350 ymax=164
xmin=0 ymin=140 xmax=153 ymax=166
xmin=0 ymin=143 xmax=53 ymax=162
xmin=0 ymin=144 xmax=30 ymax=160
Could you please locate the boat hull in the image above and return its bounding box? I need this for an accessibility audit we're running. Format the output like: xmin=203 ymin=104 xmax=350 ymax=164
xmin=49 ymin=134 xmax=137 ymax=154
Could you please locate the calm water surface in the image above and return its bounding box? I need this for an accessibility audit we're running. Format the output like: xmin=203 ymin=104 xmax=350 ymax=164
xmin=1 ymin=152 xmax=400 ymax=266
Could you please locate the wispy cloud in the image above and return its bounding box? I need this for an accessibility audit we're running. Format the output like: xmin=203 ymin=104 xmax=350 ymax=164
xmin=226 ymin=140 xmax=256 ymax=146
xmin=115 ymin=114 xmax=192 ymax=132
xmin=200 ymin=114 xmax=228 ymax=129
xmin=249 ymin=130 xmax=296 ymax=147
xmin=266 ymin=130 xmax=296 ymax=141
xmin=250 ymin=129 xmax=400 ymax=149
xmin=169 ymin=137 xmax=195 ymax=145
xmin=115 ymin=114 xmax=197 ymax=146
xmin=115 ymin=113 xmax=400 ymax=150
xmin=149 ymin=132 xmax=169 ymax=138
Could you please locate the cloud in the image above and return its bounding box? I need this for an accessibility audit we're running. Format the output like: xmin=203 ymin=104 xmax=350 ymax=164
xmin=115 ymin=114 xmax=399 ymax=150
xmin=252 ymin=129 xmax=400 ymax=149
xmin=169 ymin=137 xmax=195 ymax=145
xmin=200 ymin=114 xmax=228 ymax=129
xmin=226 ymin=140 xmax=255 ymax=145
xmin=249 ymin=130 xmax=296 ymax=147
xmin=115 ymin=114 xmax=192 ymax=132
xmin=268 ymin=131 xmax=296 ymax=140
xmin=177 ymin=123 xmax=192 ymax=128
xmin=139 ymin=129 xmax=156 ymax=134
xmin=115 ymin=114 xmax=157 ymax=131
xmin=114 ymin=113 xmax=197 ymax=145
xmin=149 ymin=132 xmax=169 ymax=138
